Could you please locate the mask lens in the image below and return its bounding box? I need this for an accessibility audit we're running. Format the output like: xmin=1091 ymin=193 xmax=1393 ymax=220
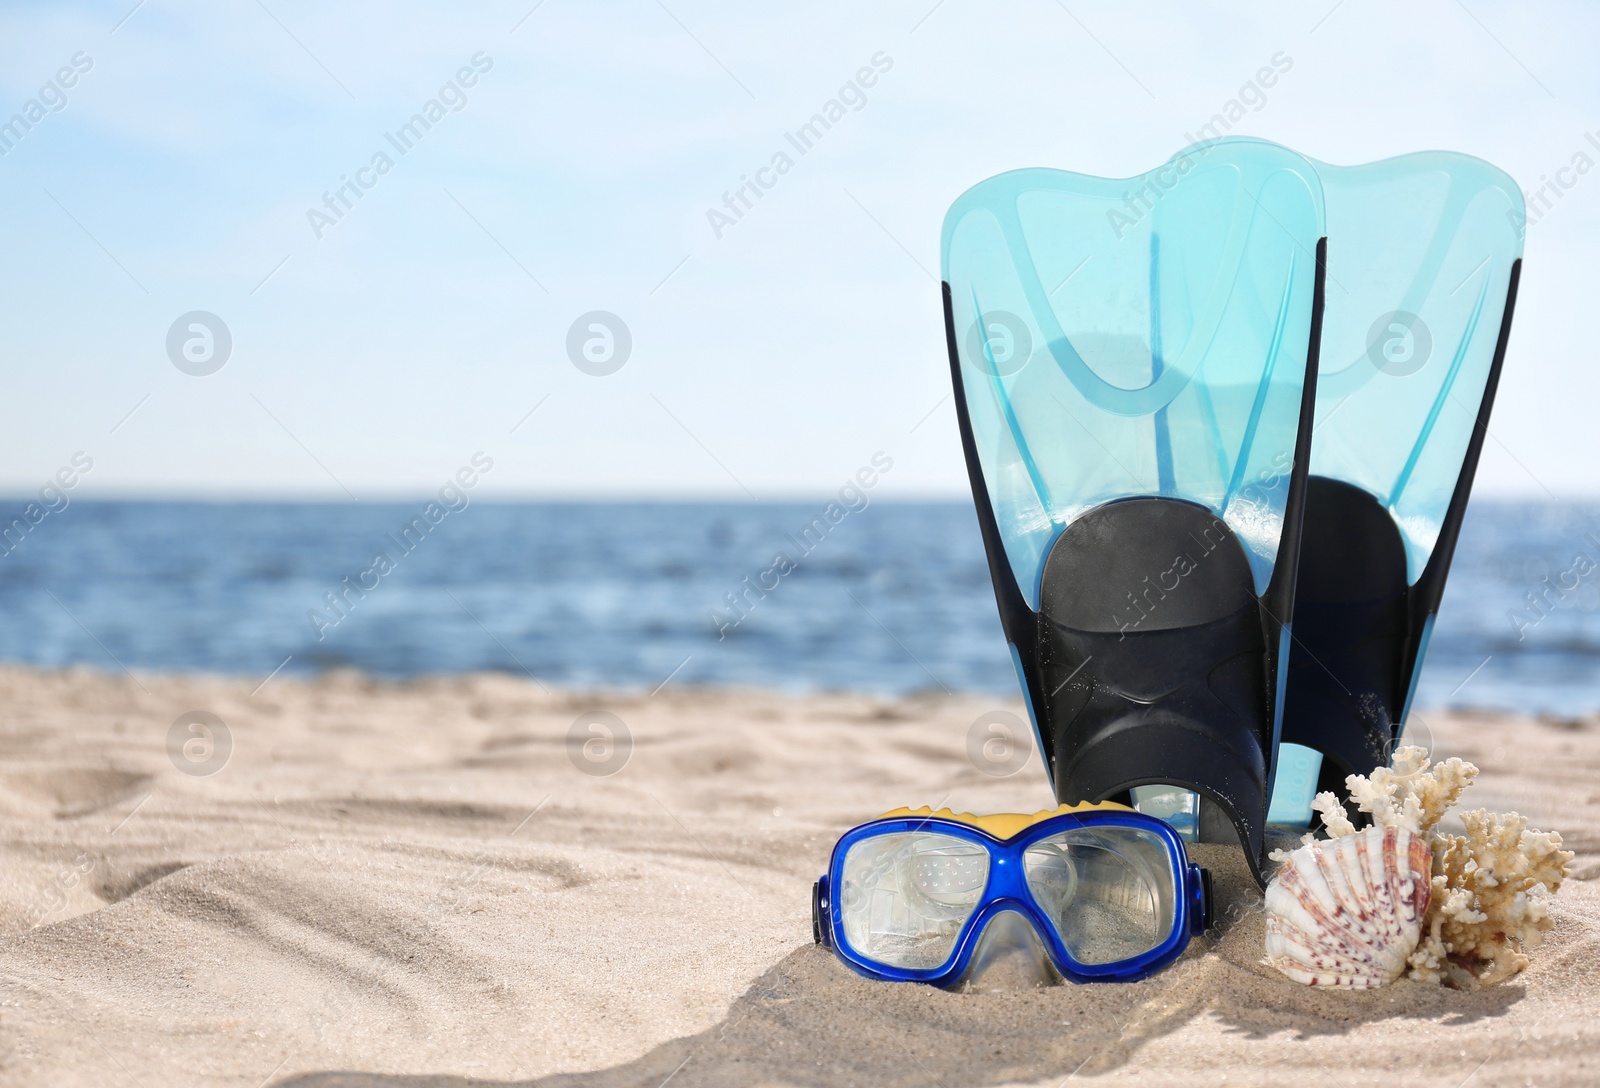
xmin=1023 ymin=825 xmax=1177 ymax=965
xmin=839 ymin=832 xmax=989 ymax=970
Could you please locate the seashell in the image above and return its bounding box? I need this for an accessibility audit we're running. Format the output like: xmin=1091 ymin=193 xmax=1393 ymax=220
xmin=1263 ymin=824 xmax=1432 ymax=989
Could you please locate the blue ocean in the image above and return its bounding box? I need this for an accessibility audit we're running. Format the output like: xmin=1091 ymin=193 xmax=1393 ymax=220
xmin=0 ymin=498 xmax=1595 ymax=714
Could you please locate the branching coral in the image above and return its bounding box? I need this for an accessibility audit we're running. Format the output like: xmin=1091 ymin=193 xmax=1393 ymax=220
xmin=1301 ymin=745 xmax=1572 ymax=989
xmin=1305 ymin=744 xmax=1479 ymax=836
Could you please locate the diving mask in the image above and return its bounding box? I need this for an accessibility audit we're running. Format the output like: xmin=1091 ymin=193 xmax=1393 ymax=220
xmin=813 ymin=803 xmax=1211 ymax=987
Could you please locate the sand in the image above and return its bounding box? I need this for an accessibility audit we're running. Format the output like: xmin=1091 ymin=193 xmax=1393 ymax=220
xmin=0 ymin=665 xmax=1597 ymax=1087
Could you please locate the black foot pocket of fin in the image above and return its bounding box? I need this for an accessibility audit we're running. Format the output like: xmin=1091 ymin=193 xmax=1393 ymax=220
xmin=1036 ymin=499 xmax=1277 ymax=885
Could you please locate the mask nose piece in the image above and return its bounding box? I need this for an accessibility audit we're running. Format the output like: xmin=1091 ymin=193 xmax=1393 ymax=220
xmin=954 ymin=910 xmax=1061 ymax=992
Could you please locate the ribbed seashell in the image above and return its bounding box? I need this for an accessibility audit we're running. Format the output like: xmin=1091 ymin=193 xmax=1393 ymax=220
xmin=1264 ymin=824 xmax=1432 ymax=989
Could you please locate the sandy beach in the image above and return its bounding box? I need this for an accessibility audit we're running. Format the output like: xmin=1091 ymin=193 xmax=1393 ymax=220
xmin=1 ymin=664 xmax=1597 ymax=1087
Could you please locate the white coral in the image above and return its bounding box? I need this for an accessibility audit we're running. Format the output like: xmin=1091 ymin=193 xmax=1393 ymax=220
xmin=1303 ymin=745 xmax=1572 ymax=989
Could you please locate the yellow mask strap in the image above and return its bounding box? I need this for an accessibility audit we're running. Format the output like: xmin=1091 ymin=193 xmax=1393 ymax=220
xmin=875 ymin=801 xmax=1133 ymax=841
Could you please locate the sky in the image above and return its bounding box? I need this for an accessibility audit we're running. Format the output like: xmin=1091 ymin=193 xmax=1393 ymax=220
xmin=0 ymin=0 xmax=1595 ymax=500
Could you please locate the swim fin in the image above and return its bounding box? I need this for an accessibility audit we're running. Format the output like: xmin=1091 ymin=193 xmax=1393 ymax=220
xmin=1271 ymin=149 xmax=1524 ymax=808
xmin=941 ymin=141 xmax=1327 ymax=885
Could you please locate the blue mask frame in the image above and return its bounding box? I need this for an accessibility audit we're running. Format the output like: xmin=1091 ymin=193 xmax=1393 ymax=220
xmin=813 ymin=806 xmax=1211 ymax=986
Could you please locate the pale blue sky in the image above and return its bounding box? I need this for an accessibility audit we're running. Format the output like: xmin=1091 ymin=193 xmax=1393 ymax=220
xmin=0 ymin=0 xmax=1594 ymax=499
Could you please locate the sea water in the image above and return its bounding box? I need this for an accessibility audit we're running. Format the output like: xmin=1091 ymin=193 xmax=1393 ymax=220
xmin=0 ymin=499 xmax=1595 ymax=714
